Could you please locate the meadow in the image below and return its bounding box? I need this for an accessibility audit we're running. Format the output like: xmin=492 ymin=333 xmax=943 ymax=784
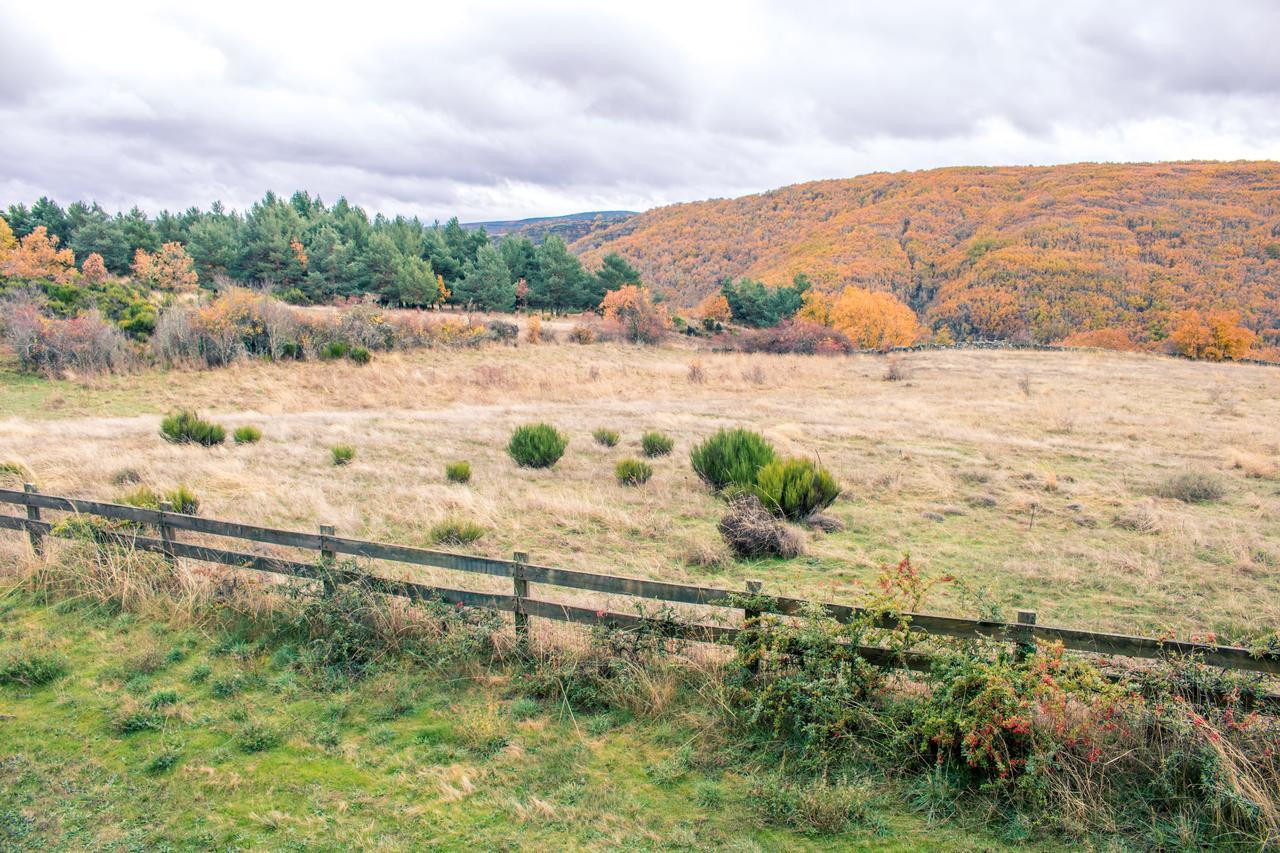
xmin=2 ymin=340 xmax=1279 ymax=849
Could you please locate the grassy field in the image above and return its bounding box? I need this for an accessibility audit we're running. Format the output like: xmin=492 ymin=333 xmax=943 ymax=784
xmin=1 ymin=342 xmax=1277 ymax=637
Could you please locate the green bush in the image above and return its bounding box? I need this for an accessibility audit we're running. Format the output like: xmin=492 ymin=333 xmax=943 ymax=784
xmin=118 ymin=483 xmax=199 ymax=515
xmin=616 ymin=458 xmax=653 ymax=486
xmin=690 ymin=428 xmax=775 ymax=492
xmin=593 ymin=428 xmax=620 ymax=447
xmin=0 ymin=649 xmax=68 ymax=686
xmin=320 ymin=341 xmax=350 ymax=360
xmin=331 ymin=444 xmax=356 ymax=466
xmin=1157 ymin=470 xmax=1225 ymax=503
xmin=166 ymin=484 xmax=200 ymax=515
xmin=159 ymin=410 xmax=226 ymax=446
xmin=445 ymin=461 xmax=472 ymax=484
xmin=233 ymin=425 xmax=262 ymax=444
xmin=234 ymin=720 xmax=281 ymax=753
xmin=348 ymin=346 xmax=372 ymax=365
xmin=641 ymin=431 xmax=674 ymax=457
xmin=753 ymin=457 xmax=841 ymax=521
xmin=508 ymin=423 xmax=568 ymax=468
xmin=430 ymin=517 xmax=485 ymax=546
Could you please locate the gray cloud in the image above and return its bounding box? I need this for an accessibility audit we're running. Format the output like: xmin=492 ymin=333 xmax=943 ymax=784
xmin=2 ymin=0 xmax=1278 ymax=221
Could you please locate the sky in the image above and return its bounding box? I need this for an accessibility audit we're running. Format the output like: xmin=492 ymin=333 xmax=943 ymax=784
xmin=3 ymin=0 xmax=1280 ymax=222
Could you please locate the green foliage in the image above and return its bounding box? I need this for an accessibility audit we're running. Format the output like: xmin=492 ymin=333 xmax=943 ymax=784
xmin=747 ymin=775 xmax=881 ymax=835
xmin=234 ymin=720 xmax=281 ymax=753
xmin=592 ymin=428 xmax=620 ymax=447
xmin=320 ymin=341 xmax=350 ymax=360
xmin=0 ymin=649 xmax=68 ymax=686
xmin=753 ymin=457 xmax=841 ymax=520
xmin=118 ymin=483 xmax=199 ymax=514
xmin=690 ymin=428 xmax=776 ymax=492
xmin=233 ymin=425 xmax=262 ymax=444
xmin=1157 ymin=471 xmax=1225 ymax=503
xmin=640 ymin=431 xmax=674 ymax=458
xmin=159 ymin=410 xmax=226 ymax=446
xmin=430 ymin=517 xmax=485 ymax=546
xmin=0 ymin=461 xmax=28 ymax=482
xmin=165 ymin=484 xmax=200 ymax=515
xmin=721 ymin=275 xmax=809 ymax=328
xmin=454 ymin=243 xmax=516 ymax=311
xmin=330 ymin=444 xmax=355 ymax=466
xmin=615 ymin=458 xmax=653 ymax=486
xmin=507 ymin=423 xmax=568 ymax=468
xmin=444 ymin=461 xmax=472 ymax=484
xmin=146 ymin=689 xmax=179 ymax=709
xmin=348 ymin=346 xmax=371 ymax=365
xmin=112 ymin=706 xmax=164 ymax=734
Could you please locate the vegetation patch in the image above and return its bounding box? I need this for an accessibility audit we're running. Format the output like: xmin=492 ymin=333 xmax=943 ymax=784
xmin=508 ymin=423 xmax=567 ymax=468
xmin=753 ymin=457 xmax=841 ymax=521
xmin=592 ymin=428 xmax=620 ymax=447
xmin=430 ymin=516 xmax=485 ymax=546
xmin=717 ymin=494 xmax=803 ymax=558
xmin=690 ymin=428 xmax=776 ymax=492
xmin=444 ymin=460 xmax=472 ymax=484
xmin=1157 ymin=470 xmax=1226 ymax=503
xmin=159 ymin=410 xmax=226 ymax=446
xmin=640 ymin=430 xmax=674 ymax=457
xmin=330 ymin=444 xmax=356 ymax=466
xmin=615 ymin=458 xmax=653 ymax=486
xmin=233 ymin=425 xmax=262 ymax=444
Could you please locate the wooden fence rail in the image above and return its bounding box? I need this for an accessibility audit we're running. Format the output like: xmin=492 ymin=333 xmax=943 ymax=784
xmin=1 ymin=486 xmax=1277 ymax=677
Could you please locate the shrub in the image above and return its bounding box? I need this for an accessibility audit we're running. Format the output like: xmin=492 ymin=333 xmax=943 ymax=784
xmin=508 ymin=423 xmax=567 ymax=468
xmin=0 ymin=649 xmax=68 ymax=686
xmin=753 ymin=457 xmax=841 ymax=521
xmin=348 ymin=346 xmax=371 ymax=365
xmin=615 ymin=458 xmax=653 ymax=486
xmin=233 ymin=425 xmax=262 ymax=444
xmin=430 ymin=517 xmax=485 ymax=546
xmin=0 ymin=300 xmax=132 ymax=375
xmin=159 ymin=410 xmax=226 ymax=446
xmin=640 ymin=431 xmax=674 ymax=458
xmin=445 ymin=461 xmax=472 ymax=484
xmin=600 ymin=285 xmax=670 ymax=344
xmin=234 ymin=720 xmax=281 ymax=753
xmin=119 ymin=484 xmax=199 ymax=514
xmin=486 ymin=319 xmax=519 ymax=344
xmin=717 ymin=494 xmax=803 ymax=558
xmin=734 ymin=319 xmax=856 ymax=355
xmin=690 ymin=428 xmax=776 ymax=492
xmin=593 ymin=428 xmax=620 ymax=448
xmin=748 ymin=775 xmax=878 ymax=835
xmin=568 ymin=324 xmax=595 ymax=344
xmin=1157 ymin=471 xmax=1225 ymax=503
xmin=331 ymin=444 xmax=356 ymax=466
xmin=166 ymin=484 xmax=200 ymax=515
xmin=320 ymin=341 xmax=350 ymax=360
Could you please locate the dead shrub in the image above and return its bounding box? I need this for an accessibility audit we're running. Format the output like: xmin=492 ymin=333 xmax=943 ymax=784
xmin=717 ymin=494 xmax=804 ymax=559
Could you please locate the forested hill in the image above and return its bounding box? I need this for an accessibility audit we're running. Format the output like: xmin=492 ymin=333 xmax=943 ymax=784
xmin=464 ymin=210 xmax=634 ymax=242
xmin=570 ymin=162 xmax=1280 ymax=344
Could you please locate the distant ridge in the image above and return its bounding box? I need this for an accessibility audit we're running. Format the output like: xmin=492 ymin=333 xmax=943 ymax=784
xmin=568 ymin=161 xmax=1280 ymax=347
xmin=464 ymin=210 xmax=635 ymax=243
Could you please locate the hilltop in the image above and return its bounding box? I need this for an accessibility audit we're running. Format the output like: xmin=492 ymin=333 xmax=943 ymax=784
xmin=570 ymin=161 xmax=1280 ymax=345
xmin=465 ymin=209 xmax=635 ymax=243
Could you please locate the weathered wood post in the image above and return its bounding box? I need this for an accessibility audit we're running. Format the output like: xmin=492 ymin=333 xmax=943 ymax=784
xmin=158 ymin=500 xmax=178 ymax=570
xmin=320 ymin=524 xmax=336 ymax=596
xmin=512 ymin=551 xmax=530 ymax=649
xmin=1014 ymin=609 xmax=1037 ymax=661
xmin=744 ymin=579 xmax=763 ymax=674
xmin=23 ymin=483 xmax=42 ymax=557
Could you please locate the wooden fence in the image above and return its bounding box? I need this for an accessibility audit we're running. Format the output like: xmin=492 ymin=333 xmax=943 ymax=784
xmin=2 ymin=485 xmax=1278 ymax=678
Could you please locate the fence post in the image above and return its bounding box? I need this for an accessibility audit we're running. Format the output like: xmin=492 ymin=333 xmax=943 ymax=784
xmin=319 ymin=524 xmax=336 ymax=596
xmin=512 ymin=551 xmax=529 ymax=649
xmin=158 ymin=500 xmax=177 ymax=570
xmin=744 ymin=579 xmax=763 ymax=674
xmin=23 ymin=483 xmax=42 ymax=557
xmin=1014 ymin=609 xmax=1037 ymax=661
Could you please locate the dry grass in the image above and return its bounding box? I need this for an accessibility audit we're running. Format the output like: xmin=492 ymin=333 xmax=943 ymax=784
xmin=1 ymin=344 xmax=1279 ymax=636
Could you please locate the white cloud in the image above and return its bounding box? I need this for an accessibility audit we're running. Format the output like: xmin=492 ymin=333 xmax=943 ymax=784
xmin=2 ymin=0 xmax=1278 ymax=220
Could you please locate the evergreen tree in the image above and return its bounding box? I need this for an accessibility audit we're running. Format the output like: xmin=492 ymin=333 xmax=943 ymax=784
xmin=456 ymin=244 xmax=515 ymax=311
xmin=530 ymin=236 xmax=588 ymax=312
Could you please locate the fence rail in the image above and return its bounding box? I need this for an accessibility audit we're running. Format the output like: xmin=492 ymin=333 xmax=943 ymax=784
xmin=2 ymin=486 xmax=1277 ymax=677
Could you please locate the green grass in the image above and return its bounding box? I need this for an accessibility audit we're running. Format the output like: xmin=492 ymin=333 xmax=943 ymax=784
xmin=0 ymin=596 xmax=1020 ymax=850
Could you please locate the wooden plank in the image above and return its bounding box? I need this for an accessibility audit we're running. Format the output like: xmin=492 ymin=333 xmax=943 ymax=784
xmin=327 ymin=537 xmax=514 ymax=577
xmin=519 ymin=563 xmax=731 ymax=606
xmin=520 ymin=597 xmax=739 ymax=643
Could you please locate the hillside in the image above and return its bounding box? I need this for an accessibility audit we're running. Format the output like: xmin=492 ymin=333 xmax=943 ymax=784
xmin=571 ymin=162 xmax=1280 ymax=345
xmin=465 ymin=210 xmax=635 ymax=243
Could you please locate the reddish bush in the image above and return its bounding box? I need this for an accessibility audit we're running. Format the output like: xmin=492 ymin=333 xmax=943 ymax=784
xmin=0 ymin=299 xmax=130 ymax=375
xmin=731 ymin=319 xmax=855 ymax=355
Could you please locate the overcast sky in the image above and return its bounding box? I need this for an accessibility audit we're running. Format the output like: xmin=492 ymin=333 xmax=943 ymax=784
xmin=3 ymin=0 xmax=1279 ymax=221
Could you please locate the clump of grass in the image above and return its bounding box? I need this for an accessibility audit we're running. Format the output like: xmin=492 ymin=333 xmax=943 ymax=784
xmin=160 ymin=410 xmax=226 ymax=446
xmin=0 ymin=649 xmax=68 ymax=686
xmin=144 ymin=749 xmax=181 ymax=774
xmin=112 ymin=705 xmax=164 ymax=735
xmin=235 ymin=720 xmax=281 ymax=753
xmin=615 ymin=458 xmax=653 ymax=486
xmin=348 ymin=346 xmax=372 ymax=365
xmin=748 ymin=774 xmax=880 ymax=835
xmin=445 ymin=461 xmax=472 ymax=484
xmin=593 ymin=428 xmax=620 ymax=447
xmin=110 ymin=467 xmax=142 ymax=486
xmin=146 ymin=689 xmax=179 ymax=709
xmin=320 ymin=341 xmax=350 ymax=360
xmin=691 ymin=428 xmax=776 ymax=492
xmin=640 ymin=431 xmax=674 ymax=458
xmin=508 ymin=423 xmax=567 ymax=468
xmin=717 ymin=494 xmax=803 ymax=559
xmin=233 ymin=425 xmax=262 ymax=444
xmin=430 ymin=517 xmax=485 ymax=546
xmin=1157 ymin=470 xmax=1225 ymax=503
xmin=753 ymin=457 xmax=841 ymax=521
xmin=118 ymin=483 xmax=199 ymax=514
xmin=331 ymin=444 xmax=356 ymax=466
xmin=0 ymin=461 xmax=29 ymax=482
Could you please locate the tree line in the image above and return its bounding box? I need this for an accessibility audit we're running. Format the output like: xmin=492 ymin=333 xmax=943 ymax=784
xmin=1 ymin=192 xmax=643 ymax=313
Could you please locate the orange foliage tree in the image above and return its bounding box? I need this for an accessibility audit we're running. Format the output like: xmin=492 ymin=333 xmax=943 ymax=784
xmin=0 ymin=225 xmax=76 ymax=284
xmin=693 ymin=292 xmax=732 ymax=323
xmin=1168 ymin=310 xmax=1255 ymax=361
xmin=600 ymin=285 xmax=670 ymax=344
xmin=132 ymin=242 xmax=199 ymax=292
xmin=800 ymin=285 xmax=921 ymax=350
xmin=0 ymin=216 xmax=15 ymax=255
xmin=1058 ymin=327 xmax=1139 ymax=352
xmin=81 ymin=252 xmax=109 ymax=284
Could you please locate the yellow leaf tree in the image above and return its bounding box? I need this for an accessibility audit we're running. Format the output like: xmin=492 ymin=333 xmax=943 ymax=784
xmin=133 ymin=242 xmax=199 ymax=292
xmin=803 ymin=285 xmax=921 ymax=350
